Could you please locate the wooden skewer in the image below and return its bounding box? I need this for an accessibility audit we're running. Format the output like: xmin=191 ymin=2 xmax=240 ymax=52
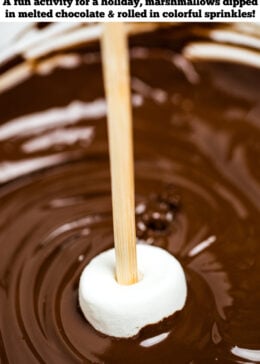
xmin=101 ymin=23 xmax=138 ymax=285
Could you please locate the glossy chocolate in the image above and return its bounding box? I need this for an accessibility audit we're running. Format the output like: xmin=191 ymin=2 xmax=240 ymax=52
xmin=0 ymin=26 xmax=260 ymax=363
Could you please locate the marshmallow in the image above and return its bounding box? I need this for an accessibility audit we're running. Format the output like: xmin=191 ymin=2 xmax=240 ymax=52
xmin=79 ymin=244 xmax=187 ymax=338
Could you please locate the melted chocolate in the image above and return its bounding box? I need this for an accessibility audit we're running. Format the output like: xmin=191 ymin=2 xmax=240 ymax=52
xmin=0 ymin=26 xmax=260 ymax=363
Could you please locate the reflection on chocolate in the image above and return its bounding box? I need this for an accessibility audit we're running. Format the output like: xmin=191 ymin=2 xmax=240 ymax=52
xmin=0 ymin=26 xmax=260 ymax=363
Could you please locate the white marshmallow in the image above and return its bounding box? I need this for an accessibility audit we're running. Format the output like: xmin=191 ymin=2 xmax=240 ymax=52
xmin=79 ymin=244 xmax=187 ymax=338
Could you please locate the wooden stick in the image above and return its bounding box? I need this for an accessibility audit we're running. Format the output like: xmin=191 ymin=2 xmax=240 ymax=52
xmin=101 ymin=23 xmax=138 ymax=285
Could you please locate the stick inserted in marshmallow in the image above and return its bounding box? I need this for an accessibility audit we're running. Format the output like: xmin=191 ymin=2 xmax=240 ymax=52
xmin=78 ymin=23 xmax=187 ymax=339
xmin=79 ymin=244 xmax=187 ymax=338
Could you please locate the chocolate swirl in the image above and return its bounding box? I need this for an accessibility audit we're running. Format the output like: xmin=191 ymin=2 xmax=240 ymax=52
xmin=0 ymin=27 xmax=260 ymax=363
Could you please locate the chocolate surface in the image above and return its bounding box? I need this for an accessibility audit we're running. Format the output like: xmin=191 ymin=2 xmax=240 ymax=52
xmin=0 ymin=26 xmax=260 ymax=363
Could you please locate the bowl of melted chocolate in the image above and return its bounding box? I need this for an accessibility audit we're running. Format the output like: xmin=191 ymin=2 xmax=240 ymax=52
xmin=0 ymin=23 xmax=260 ymax=363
